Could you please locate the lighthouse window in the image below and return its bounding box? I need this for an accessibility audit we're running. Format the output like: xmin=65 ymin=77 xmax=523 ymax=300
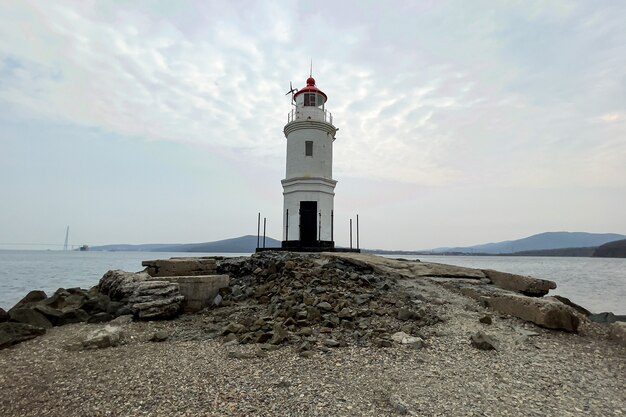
xmin=304 ymin=93 xmax=316 ymax=107
xmin=305 ymin=141 xmax=313 ymax=156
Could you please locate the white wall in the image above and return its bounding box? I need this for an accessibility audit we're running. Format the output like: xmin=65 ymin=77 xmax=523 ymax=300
xmin=285 ymin=127 xmax=334 ymax=180
xmin=282 ymin=183 xmax=335 ymax=241
xmin=281 ymin=98 xmax=338 ymax=243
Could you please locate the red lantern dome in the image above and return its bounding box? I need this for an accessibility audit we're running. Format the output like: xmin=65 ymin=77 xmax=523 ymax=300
xmin=293 ymin=77 xmax=327 ymax=102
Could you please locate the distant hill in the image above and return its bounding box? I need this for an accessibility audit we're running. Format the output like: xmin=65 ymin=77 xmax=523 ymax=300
xmin=90 ymin=235 xmax=281 ymax=253
xmin=90 ymin=231 xmax=626 ymax=257
xmin=508 ymin=246 xmax=597 ymax=257
xmin=431 ymin=232 xmax=626 ymax=255
xmin=593 ymin=239 xmax=626 ymax=258
xmin=88 ymin=243 xmax=179 ymax=252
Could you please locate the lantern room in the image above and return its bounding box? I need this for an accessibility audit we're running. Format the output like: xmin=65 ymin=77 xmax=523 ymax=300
xmin=294 ymin=77 xmax=327 ymax=109
xmin=289 ymin=77 xmax=333 ymax=124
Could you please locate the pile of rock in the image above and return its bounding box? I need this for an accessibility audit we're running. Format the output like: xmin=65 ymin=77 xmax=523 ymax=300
xmin=0 ymin=270 xmax=186 ymax=349
xmin=4 ymin=251 xmax=617 ymax=353
xmin=211 ymin=252 xmax=439 ymax=352
xmin=0 ymin=287 xmax=119 ymax=349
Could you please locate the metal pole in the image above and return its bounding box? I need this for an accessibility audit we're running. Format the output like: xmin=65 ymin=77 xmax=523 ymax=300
xmin=299 ymin=208 xmax=301 ymax=247
xmin=318 ymin=212 xmax=321 ymax=243
xmin=257 ymin=213 xmax=260 ymax=249
xmin=331 ymin=210 xmax=334 ymax=242
xmin=285 ymin=209 xmax=289 ymax=242
xmin=263 ymin=217 xmax=267 ymax=248
xmin=356 ymin=214 xmax=360 ymax=250
xmin=350 ymin=219 xmax=353 ymax=250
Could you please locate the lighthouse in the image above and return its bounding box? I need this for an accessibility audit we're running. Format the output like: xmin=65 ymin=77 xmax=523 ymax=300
xmin=281 ymin=76 xmax=337 ymax=250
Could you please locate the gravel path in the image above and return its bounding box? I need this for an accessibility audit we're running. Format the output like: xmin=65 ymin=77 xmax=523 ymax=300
xmin=1 ymin=288 xmax=624 ymax=416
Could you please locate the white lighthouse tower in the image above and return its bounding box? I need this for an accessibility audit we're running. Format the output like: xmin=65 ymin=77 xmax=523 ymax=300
xmin=281 ymin=76 xmax=337 ymax=250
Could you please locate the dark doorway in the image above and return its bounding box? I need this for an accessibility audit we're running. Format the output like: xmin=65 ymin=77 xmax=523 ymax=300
xmin=299 ymin=201 xmax=317 ymax=245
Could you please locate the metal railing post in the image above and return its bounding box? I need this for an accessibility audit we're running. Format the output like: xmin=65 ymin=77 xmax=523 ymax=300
xmin=318 ymin=212 xmax=321 ymax=244
xmin=350 ymin=219 xmax=353 ymax=250
xmin=257 ymin=213 xmax=260 ymax=250
xmin=356 ymin=214 xmax=360 ymax=250
xmin=263 ymin=217 xmax=266 ymax=249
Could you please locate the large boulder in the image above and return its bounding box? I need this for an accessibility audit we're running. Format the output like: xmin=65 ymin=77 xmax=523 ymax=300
xmin=129 ymin=281 xmax=184 ymax=319
xmin=8 ymin=308 xmax=53 ymax=329
xmin=33 ymin=304 xmax=63 ymax=324
xmin=0 ymin=308 xmax=8 ymax=322
xmin=330 ymin=252 xmax=486 ymax=280
xmin=483 ymin=269 xmax=556 ymax=297
xmin=553 ymin=295 xmax=591 ymax=316
xmin=31 ymin=303 xmax=89 ymax=326
xmin=486 ymin=294 xmax=580 ymax=332
xmin=9 ymin=290 xmax=47 ymax=311
xmin=99 ymin=270 xmax=184 ymax=320
xmin=26 ymin=288 xmax=92 ymax=326
xmin=82 ymin=325 xmax=122 ymax=349
xmin=588 ymin=312 xmax=626 ymax=324
xmin=81 ymin=293 xmax=111 ymax=315
xmin=41 ymin=288 xmax=89 ymax=311
xmin=98 ymin=270 xmax=150 ymax=301
xmin=142 ymin=258 xmax=217 ymax=277
xmin=57 ymin=309 xmax=90 ymax=325
xmin=457 ymin=285 xmax=581 ymax=332
xmin=0 ymin=322 xmax=46 ymax=349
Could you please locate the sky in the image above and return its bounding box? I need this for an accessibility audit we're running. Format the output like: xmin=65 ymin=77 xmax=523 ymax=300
xmin=0 ymin=0 xmax=625 ymax=251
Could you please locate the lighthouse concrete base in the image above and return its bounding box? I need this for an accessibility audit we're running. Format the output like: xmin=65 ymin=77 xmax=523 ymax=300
xmin=256 ymin=241 xmax=360 ymax=253
xmin=282 ymin=239 xmax=335 ymax=250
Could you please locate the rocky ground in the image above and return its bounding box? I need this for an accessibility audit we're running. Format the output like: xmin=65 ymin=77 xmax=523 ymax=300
xmin=0 ymin=252 xmax=624 ymax=416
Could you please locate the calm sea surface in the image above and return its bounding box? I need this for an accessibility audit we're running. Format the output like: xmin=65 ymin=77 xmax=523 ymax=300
xmin=383 ymin=254 xmax=625 ymax=315
xmin=0 ymin=251 xmax=624 ymax=314
xmin=0 ymin=251 xmax=249 ymax=311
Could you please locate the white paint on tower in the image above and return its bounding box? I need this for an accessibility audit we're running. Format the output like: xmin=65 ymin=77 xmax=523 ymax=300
xmin=282 ymin=77 xmax=337 ymax=248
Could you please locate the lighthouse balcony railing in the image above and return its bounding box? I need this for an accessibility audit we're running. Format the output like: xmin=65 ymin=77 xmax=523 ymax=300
xmin=287 ymin=108 xmax=333 ymax=125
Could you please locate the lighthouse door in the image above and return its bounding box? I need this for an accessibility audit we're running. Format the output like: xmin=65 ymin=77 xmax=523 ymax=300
xmin=299 ymin=201 xmax=317 ymax=245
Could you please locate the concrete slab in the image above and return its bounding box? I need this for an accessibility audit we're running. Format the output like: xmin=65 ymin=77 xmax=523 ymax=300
xmin=146 ymin=275 xmax=229 ymax=313
xmin=142 ymin=258 xmax=217 ymax=277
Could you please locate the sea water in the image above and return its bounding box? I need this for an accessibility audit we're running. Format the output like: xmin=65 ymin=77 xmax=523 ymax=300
xmin=383 ymin=254 xmax=625 ymax=315
xmin=0 ymin=250 xmax=248 ymax=310
xmin=0 ymin=251 xmax=624 ymax=314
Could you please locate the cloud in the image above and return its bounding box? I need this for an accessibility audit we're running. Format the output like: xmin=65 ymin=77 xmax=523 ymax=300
xmin=1 ymin=0 xmax=625 ymax=189
xmin=598 ymin=112 xmax=623 ymax=123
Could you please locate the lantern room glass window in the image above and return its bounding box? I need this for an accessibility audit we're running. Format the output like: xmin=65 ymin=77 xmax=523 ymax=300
xmin=304 ymin=93 xmax=317 ymax=107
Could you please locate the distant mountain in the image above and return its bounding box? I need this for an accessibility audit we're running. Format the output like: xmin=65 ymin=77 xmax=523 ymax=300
xmin=593 ymin=239 xmax=626 ymax=258
xmin=90 ymin=235 xmax=281 ymax=253
xmin=508 ymin=246 xmax=597 ymax=257
xmin=431 ymin=232 xmax=626 ymax=255
xmin=88 ymin=243 xmax=179 ymax=252
xmin=89 ymin=231 xmax=626 ymax=256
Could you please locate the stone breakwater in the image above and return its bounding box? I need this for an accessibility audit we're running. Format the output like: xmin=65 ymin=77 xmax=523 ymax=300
xmin=1 ymin=252 xmax=625 ymax=350
xmin=0 ymin=252 xmax=625 ymax=416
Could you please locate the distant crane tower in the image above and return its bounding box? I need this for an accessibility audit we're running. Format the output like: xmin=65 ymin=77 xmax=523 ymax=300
xmin=63 ymin=226 xmax=69 ymax=251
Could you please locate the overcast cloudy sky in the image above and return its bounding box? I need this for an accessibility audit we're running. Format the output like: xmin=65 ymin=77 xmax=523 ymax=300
xmin=1 ymin=0 xmax=625 ymax=251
